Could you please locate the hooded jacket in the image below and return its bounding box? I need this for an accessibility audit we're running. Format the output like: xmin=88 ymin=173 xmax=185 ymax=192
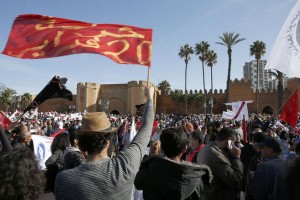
xmin=134 ymin=156 xmax=212 ymax=200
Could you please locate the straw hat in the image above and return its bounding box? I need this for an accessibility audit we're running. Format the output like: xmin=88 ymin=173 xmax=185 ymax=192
xmin=76 ymin=112 xmax=117 ymax=135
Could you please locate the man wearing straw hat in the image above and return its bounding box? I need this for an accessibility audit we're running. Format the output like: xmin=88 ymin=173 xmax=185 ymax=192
xmin=55 ymin=87 xmax=154 ymax=200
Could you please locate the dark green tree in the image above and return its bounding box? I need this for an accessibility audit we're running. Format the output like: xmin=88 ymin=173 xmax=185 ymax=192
xmin=250 ymin=40 xmax=266 ymax=113
xmin=206 ymin=49 xmax=217 ymax=114
xmin=178 ymin=44 xmax=194 ymax=113
xmin=268 ymin=70 xmax=286 ymax=109
xmin=195 ymin=41 xmax=210 ymax=114
xmin=0 ymin=88 xmax=17 ymax=111
xmin=216 ymin=32 xmax=245 ymax=103
xmin=157 ymin=80 xmax=171 ymax=95
xmin=21 ymin=92 xmax=32 ymax=108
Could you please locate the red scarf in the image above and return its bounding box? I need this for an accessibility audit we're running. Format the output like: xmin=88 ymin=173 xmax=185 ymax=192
xmin=186 ymin=144 xmax=205 ymax=163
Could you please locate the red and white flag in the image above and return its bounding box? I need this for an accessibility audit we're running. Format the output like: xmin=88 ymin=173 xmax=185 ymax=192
xmin=0 ymin=111 xmax=12 ymax=130
xmin=232 ymin=101 xmax=249 ymax=121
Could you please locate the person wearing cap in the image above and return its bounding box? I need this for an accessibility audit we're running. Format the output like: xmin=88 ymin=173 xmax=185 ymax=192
xmin=54 ymin=87 xmax=154 ymax=200
xmin=248 ymin=137 xmax=289 ymax=200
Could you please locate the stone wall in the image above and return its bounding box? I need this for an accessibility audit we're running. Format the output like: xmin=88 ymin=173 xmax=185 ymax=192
xmin=1 ymin=78 xmax=299 ymax=114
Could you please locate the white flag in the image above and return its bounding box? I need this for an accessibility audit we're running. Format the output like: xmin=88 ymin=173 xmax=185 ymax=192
xmin=265 ymin=1 xmax=300 ymax=76
xmin=129 ymin=117 xmax=137 ymax=143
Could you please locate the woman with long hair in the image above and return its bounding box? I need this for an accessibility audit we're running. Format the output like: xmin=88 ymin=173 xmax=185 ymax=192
xmin=0 ymin=147 xmax=45 ymax=200
xmin=45 ymin=132 xmax=70 ymax=192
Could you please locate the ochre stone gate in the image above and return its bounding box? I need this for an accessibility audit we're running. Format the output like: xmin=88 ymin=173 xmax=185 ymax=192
xmin=76 ymin=80 xmax=157 ymax=115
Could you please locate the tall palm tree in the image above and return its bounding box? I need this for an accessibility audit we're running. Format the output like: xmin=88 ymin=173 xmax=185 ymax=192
xmin=216 ymin=32 xmax=245 ymax=102
xmin=195 ymin=41 xmax=210 ymax=115
xmin=250 ymin=40 xmax=266 ymax=113
xmin=269 ymin=70 xmax=286 ymax=109
xmin=157 ymin=80 xmax=171 ymax=95
xmin=0 ymin=88 xmax=17 ymax=111
xmin=21 ymin=92 xmax=32 ymax=109
xmin=206 ymin=50 xmax=217 ymax=115
xmin=178 ymin=44 xmax=194 ymax=113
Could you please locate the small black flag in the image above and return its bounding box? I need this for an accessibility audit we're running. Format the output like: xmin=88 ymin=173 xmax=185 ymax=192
xmin=0 ymin=127 xmax=13 ymax=155
xmin=24 ymin=76 xmax=73 ymax=113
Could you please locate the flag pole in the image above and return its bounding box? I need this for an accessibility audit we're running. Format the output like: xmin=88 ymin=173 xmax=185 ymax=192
xmin=276 ymin=89 xmax=298 ymax=114
xmin=147 ymin=66 xmax=150 ymax=87
xmin=15 ymin=112 xmax=25 ymax=122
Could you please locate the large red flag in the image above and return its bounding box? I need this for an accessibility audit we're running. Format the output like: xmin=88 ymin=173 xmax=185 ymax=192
xmin=2 ymin=14 xmax=152 ymax=66
xmin=0 ymin=111 xmax=12 ymax=130
xmin=280 ymin=89 xmax=298 ymax=128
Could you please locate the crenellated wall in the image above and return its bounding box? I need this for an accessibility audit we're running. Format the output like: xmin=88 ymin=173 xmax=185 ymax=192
xmin=2 ymin=78 xmax=300 ymax=114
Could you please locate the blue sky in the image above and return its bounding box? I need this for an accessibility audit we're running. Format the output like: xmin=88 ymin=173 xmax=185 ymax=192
xmin=0 ymin=0 xmax=296 ymax=95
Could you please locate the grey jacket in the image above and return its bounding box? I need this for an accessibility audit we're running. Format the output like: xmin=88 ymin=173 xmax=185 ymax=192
xmin=197 ymin=141 xmax=243 ymax=200
xmin=54 ymin=99 xmax=154 ymax=200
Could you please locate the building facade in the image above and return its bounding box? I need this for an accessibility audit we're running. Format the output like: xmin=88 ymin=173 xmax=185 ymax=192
xmin=243 ymin=60 xmax=273 ymax=90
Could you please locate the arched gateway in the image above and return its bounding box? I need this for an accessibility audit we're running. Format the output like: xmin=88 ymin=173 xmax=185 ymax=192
xmin=75 ymin=80 xmax=158 ymax=115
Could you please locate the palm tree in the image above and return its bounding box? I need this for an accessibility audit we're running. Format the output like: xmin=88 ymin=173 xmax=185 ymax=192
xmin=250 ymin=40 xmax=266 ymax=113
xmin=216 ymin=32 xmax=245 ymax=102
xmin=206 ymin=50 xmax=217 ymax=115
xmin=0 ymin=88 xmax=17 ymax=111
xmin=195 ymin=41 xmax=210 ymax=114
xmin=178 ymin=44 xmax=194 ymax=113
xmin=21 ymin=92 xmax=32 ymax=109
xmin=157 ymin=80 xmax=171 ymax=95
xmin=269 ymin=70 xmax=286 ymax=109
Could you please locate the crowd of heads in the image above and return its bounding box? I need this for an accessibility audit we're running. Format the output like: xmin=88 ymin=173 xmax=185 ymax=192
xmin=1 ymin=108 xmax=300 ymax=199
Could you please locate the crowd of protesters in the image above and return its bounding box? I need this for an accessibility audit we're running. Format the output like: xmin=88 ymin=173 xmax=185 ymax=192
xmin=1 ymin=90 xmax=300 ymax=199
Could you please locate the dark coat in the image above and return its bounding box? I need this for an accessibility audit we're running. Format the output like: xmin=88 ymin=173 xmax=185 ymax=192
xmin=63 ymin=147 xmax=84 ymax=169
xmin=134 ymin=156 xmax=212 ymax=200
xmin=248 ymin=155 xmax=289 ymax=200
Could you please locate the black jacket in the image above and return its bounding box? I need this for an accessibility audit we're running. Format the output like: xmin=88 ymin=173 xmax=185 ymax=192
xmin=63 ymin=147 xmax=84 ymax=169
xmin=134 ymin=156 xmax=212 ymax=200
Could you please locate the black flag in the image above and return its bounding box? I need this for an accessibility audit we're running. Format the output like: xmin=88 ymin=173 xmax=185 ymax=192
xmin=0 ymin=127 xmax=13 ymax=155
xmin=135 ymin=103 xmax=146 ymax=116
xmin=24 ymin=76 xmax=73 ymax=113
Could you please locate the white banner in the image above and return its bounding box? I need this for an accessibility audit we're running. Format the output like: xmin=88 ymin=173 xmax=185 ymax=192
xmin=222 ymin=111 xmax=234 ymax=119
xmin=32 ymin=135 xmax=53 ymax=170
xmin=265 ymin=1 xmax=300 ymax=77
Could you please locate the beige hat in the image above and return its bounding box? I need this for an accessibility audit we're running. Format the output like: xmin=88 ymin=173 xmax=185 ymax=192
xmin=76 ymin=112 xmax=117 ymax=135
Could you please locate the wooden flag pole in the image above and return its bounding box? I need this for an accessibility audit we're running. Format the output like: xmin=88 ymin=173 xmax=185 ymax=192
xmin=15 ymin=112 xmax=25 ymax=122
